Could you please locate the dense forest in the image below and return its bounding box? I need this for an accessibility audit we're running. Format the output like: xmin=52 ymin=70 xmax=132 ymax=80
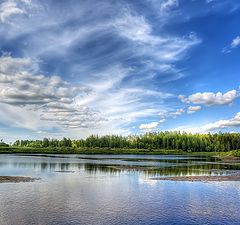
xmin=11 ymin=132 xmax=240 ymax=152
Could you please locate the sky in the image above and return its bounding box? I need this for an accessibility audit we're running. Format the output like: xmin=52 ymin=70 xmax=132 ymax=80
xmin=0 ymin=0 xmax=240 ymax=142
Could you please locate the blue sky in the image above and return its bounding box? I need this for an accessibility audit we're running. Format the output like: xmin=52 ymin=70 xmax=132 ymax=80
xmin=0 ymin=0 xmax=240 ymax=142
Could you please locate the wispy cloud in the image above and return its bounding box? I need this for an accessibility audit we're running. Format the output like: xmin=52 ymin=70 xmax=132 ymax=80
xmin=160 ymin=0 xmax=179 ymax=13
xmin=222 ymin=36 xmax=240 ymax=53
xmin=0 ymin=55 xmax=173 ymax=134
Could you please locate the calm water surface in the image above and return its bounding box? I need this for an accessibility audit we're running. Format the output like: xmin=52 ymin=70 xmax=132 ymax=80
xmin=0 ymin=154 xmax=240 ymax=225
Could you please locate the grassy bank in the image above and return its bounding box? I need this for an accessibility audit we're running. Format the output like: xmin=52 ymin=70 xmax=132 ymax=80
xmin=0 ymin=146 xmax=183 ymax=155
xmin=0 ymin=146 xmax=240 ymax=158
xmin=189 ymin=150 xmax=240 ymax=158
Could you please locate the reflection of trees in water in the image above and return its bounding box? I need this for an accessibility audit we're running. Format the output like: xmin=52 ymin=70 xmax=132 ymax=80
xmin=83 ymin=163 xmax=119 ymax=175
xmin=122 ymin=157 xmax=220 ymax=164
xmin=83 ymin=162 xmax=240 ymax=176
xmin=0 ymin=161 xmax=120 ymax=174
xmin=145 ymin=163 xmax=240 ymax=177
xmin=0 ymin=156 xmax=239 ymax=175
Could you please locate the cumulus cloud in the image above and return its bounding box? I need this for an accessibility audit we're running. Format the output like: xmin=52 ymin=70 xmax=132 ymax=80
xmin=139 ymin=117 xmax=166 ymax=131
xmin=187 ymin=105 xmax=201 ymax=114
xmin=139 ymin=121 xmax=159 ymax=130
xmin=0 ymin=55 xmax=98 ymax=129
xmin=179 ymin=89 xmax=239 ymax=105
xmin=155 ymin=108 xmax=185 ymax=124
xmin=156 ymin=104 xmax=201 ymax=124
xmin=0 ymin=56 xmax=90 ymax=106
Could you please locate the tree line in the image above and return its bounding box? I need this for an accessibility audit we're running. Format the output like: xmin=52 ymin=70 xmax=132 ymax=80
xmin=12 ymin=131 xmax=240 ymax=152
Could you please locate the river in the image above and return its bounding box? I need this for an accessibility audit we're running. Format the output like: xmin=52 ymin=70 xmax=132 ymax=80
xmin=0 ymin=154 xmax=239 ymax=225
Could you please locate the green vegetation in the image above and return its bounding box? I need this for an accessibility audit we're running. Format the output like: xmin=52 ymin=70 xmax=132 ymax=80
xmin=12 ymin=132 xmax=240 ymax=151
xmin=0 ymin=146 xmax=182 ymax=155
xmin=0 ymin=139 xmax=9 ymax=147
xmin=0 ymin=131 xmax=239 ymax=156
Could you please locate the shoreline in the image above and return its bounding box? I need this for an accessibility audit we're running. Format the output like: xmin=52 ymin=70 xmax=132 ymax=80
xmin=0 ymin=149 xmax=240 ymax=164
xmin=151 ymin=173 xmax=240 ymax=182
xmin=0 ymin=147 xmax=239 ymax=157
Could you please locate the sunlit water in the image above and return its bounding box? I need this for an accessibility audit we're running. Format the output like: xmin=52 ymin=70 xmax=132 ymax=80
xmin=0 ymin=154 xmax=240 ymax=225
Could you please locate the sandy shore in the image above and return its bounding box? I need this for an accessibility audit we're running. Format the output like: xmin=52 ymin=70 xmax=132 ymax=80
xmin=0 ymin=176 xmax=39 ymax=183
xmin=151 ymin=174 xmax=240 ymax=182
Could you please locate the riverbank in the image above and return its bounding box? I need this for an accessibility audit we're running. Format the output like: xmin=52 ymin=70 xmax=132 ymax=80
xmin=151 ymin=172 xmax=240 ymax=182
xmin=0 ymin=146 xmax=186 ymax=155
xmin=0 ymin=146 xmax=240 ymax=160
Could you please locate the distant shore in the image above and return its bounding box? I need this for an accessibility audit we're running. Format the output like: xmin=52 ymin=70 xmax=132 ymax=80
xmin=0 ymin=146 xmax=240 ymax=160
xmin=0 ymin=146 xmax=190 ymax=155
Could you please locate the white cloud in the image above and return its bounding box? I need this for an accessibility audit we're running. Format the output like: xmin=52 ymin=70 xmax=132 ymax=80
xmin=155 ymin=108 xmax=185 ymax=125
xmin=0 ymin=103 xmax=47 ymax=131
xmin=0 ymin=56 xmax=89 ymax=107
xmin=231 ymin=36 xmax=240 ymax=48
xmin=159 ymin=118 xmax=166 ymax=123
xmin=0 ymin=0 xmax=31 ymax=23
xmin=139 ymin=121 xmax=159 ymax=130
xmin=0 ymin=55 xmax=173 ymax=136
xmin=113 ymin=9 xmax=160 ymax=45
xmin=149 ymin=0 xmax=179 ymax=18
xmin=1 ymin=2 xmax=200 ymax=84
xmin=160 ymin=0 xmax=179 ymax=13
xmin=112 ymin=8 xmax=200 ymax=80
xmin=179 ymin=89 xmax=239 ymax=105
xmin=172 ymin=112 xmax=240 ymax=133
xmin=206 ymin=0 xmax=215 ymax=3
xmin=154 ymin=105 xmax=201 ymax=124
xmin=201 ymin=112 xmax=240 ymax=132
xmin=0 ymin=55 xmax=97 ymax=130
xmin=76 ymin=64 xmax=172 ymax=121
xmin=139 ymin=117 xmax=166 ymax=131
xmin=222 ymin=36 xmax=240 ymax=53
xmin=0 ymin=1 xmax=203 ymax=139
xmin=187 ymin=105 xmax=201 ymax=114
xmin=169 ymin=108 xmax=185 ymax=117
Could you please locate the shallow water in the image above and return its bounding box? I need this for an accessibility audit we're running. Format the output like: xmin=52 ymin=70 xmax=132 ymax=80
xmin=0 ymin=154 xmax=240 ymax=225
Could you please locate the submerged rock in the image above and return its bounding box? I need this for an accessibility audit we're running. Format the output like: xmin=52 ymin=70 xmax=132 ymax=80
xmin=0 ymin=176 xmax=39 ymax=183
